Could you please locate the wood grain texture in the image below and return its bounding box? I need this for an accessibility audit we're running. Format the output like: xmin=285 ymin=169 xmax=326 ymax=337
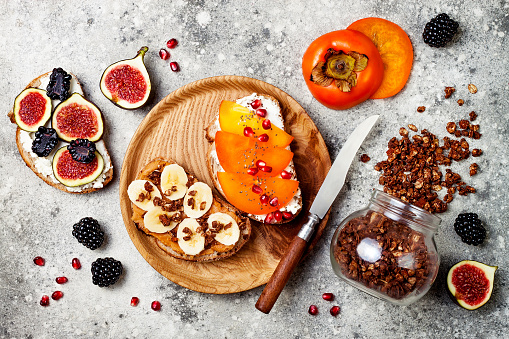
xmin=119 ymin=75 xmax=331 ymax=294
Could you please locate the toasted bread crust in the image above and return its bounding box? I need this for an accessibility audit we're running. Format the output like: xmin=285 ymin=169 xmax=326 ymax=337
xmin=8 ymin=72 xmax=113 ymax=194
xmin=132 ymin=158 xmax=251 ymax=262
xmin=205 ymin=94 xmax=302 ymax=224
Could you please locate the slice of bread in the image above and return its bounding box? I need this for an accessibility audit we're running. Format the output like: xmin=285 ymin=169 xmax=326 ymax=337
xmin=130 ymin=158 xmax=251 ymax=262
xmin=7 ymin=72 xmax=113 ymax=194
xmin=205 ymin=93 xmax=302 ymax=224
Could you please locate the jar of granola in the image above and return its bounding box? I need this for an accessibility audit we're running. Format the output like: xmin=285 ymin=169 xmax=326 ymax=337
xmin=330 ymin=189 xmax=441 ymax=305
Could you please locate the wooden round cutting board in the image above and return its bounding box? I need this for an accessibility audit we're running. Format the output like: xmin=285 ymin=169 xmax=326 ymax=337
xmin=119 ymin=75 xmax=331 ymax=294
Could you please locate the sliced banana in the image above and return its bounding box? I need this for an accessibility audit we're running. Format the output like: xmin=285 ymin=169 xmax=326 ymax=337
xmin=127 ymin=180 xmax=162 ymax=211
xmin=177 ymin=218 xmax=205 ymax=256
xmin=160 ymin=164 xmax=188 ymax=200
xmin=143 ymin=207 xmax=182 ymax=233
xmin=207 ymin=212 xmax=240 ymax=246
xmin=183 ymin=182 xmax=213 ymax=219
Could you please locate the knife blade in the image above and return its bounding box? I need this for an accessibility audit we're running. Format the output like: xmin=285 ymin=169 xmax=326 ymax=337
xmin=255 ymin=114 xmax=379 ymax=314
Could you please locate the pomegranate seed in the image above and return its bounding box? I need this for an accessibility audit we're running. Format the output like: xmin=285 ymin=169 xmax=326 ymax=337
xmin=330 ymin=306 xmax=341 ymax=316
xmin=244 ymin=127 xmax=255 ymax=138
xmin=130 ymin=297 xmax=140 ymax=307
xmin=280 ymin=170 xmax=292 ymax=179
xmin=260 ymin=166 xmax=272 ymax=173
xmin=56 ymin=276 xmax=68 ymax=284
xmin=322 ymin=293 xmax=335 ymax=301
xmin=274 ymin=211 xmax=283 ymax=222
xmin=51 ymin=291 xmax=63 ymax=300
xmin=269 ymin=197 xmax=279 ymax=207
xmin=264 ymin=213 xmax=274 ymax=224
xmin=159 ymin=48 xmax=170 ymax=60
xmin=252 ymin=185 xmax=263 ymax=194
xmin=256 ymin=108 xmax=267 ymax=118
xmin=308 ymin=305 xmax=318 ymax=315
xmin=251 ymin=99 xmax=262 ymax=109
xmin=262 ymin=119 xmax=271 ymax=130
xmin=258 ymin=134 xmax=269 ymax=142
xmin=40 ymin=295 xmax=49 ymax=307
xmin=71 ymin=258 xmax=81 ymax=270
xmin=170 ymin=61 xmax=180 ymax=72
xmin=33 ymin=256 xmax=45 ymax=266
xmin=151 ymin=300 xmax=161 ymax=311
xmin=166 ymin=38 xmax=178 ymax=49
xmin=247 ymin=167 xmax=258 ymax=176
xmin=282 ymin=211 xmax=293 ymax=220
xmin=260 ymin=194 xmax=270 ymax=205
xmin=256 ymin=160 xmax=266 ymax=168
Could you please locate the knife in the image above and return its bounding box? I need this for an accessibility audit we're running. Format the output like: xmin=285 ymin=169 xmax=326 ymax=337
xmin=255 ymin=114 xmax=379 ymax=314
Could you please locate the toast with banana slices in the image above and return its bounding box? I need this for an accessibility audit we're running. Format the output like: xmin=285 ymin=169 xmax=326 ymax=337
xmin=128 ymin=158 xmax=251 ymax=262
xmin=205 ymin=93 xmax=302 ymax=224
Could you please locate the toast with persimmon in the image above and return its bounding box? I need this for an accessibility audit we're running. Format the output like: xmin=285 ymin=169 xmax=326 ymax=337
xmin=128 ymin=158 xmax=251 ymax=262
xmin=7 ymin=70 xmax=113 ymax=194
xmin=205 ymin=94 xmax=302 ymax=224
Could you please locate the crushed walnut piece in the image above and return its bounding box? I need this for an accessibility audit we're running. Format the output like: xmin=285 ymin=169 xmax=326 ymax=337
xmin=469 ymin=111 xmax=477 ymax=121
xmin=144 ymin=181 xmax=154 ymax=193
xmin=444 ymin=86 xmax=455 ymax=98
xmin=147 ymin=170 xmax=162 ymax=186
xmin=468 ymin=84 xmax=478 ymax=94
xmin=136 ymin=192 xmax=146 ymax=202
xmin=469 ymin=163 xmax=479 ymax=176
xmin=417 ymin=106 xmax=426 ymax=113
xmin=159 ymin=214 xmax=172 ymax=227
xmin=472 ymin=149 xmax=483 ymax=157
xmin=360 ymin=154 xmax=371 ymax=163
xmin=200 ymin=201 xmax=207 ymax=210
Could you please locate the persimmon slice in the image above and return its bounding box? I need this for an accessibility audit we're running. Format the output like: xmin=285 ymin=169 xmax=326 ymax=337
xmin=219 ymin=101 xmax=293 ymax=148
xmin=348 ymin=18 xmax=413 ymax=99
xmin=215 ymin=131 xmax=293 ymax=177
xmin=217 ymin=172 xmax=299 ymax=215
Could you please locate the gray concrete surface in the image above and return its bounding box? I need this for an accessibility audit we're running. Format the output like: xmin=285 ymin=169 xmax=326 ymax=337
xmin=1 ymin=0 xmax=508 ymax=338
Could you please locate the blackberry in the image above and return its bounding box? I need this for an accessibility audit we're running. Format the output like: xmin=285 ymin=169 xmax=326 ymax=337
xmin=72 ymin=217 xmax=104 ymax=250
xmin=423 ymin=13 xmax=459 ymax=48
xmin=46 ymin=68 xmax=72 ymax=101
xmin=31 ymin=126 xmax=58 ymax=157
xmin=91 ymin=257 xmax=122 ymax=287
xmin=454 ymin=213 xmax=486 ymax=246
xmin=67 ymin=139 xmax=96 ymax=163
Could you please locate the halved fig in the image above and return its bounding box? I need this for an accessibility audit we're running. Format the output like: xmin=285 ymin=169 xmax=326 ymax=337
xmin=52 ymin=93 xmax=104 ymax=142
xmin=12 ymin=88 xmax=52 ymax=132
xmin=100 ymin=46 xmax=151 ymax=109
xmin=447 ymin=260 xmax=497 ymax=310
xmin=52 ymin=146 xmax=104 ymax=187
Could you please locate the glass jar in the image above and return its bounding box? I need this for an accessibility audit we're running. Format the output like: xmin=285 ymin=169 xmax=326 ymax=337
xmin=330 ymin=190 xmax=441 ymax=306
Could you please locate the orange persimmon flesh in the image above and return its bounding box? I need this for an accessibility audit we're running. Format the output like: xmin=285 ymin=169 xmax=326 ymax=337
xmin=219 ymin=101 xmax=293 ymax=148
xmin=347 ymin=18 xmax=413 ymax=99
xmin=215 ymin=131 xmax=293 ymax=177
xmin=217 ymin=172 xmax=299 ymax=215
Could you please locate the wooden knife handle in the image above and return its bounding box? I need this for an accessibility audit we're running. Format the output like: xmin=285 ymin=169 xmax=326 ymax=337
xmin=255 ymin=235 xmax=308 ymax=314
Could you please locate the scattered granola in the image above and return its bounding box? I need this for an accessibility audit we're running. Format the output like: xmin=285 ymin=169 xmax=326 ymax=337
xmin=469 ymin=163 xmax=479 ymax=176
xmin=444 ymin=86 xmax=455 ymax=98
xmin=468 ymin=84 xmax=478 ymax=94
xmin=472 ymin=149 xmax=483 ymax=157
xmin=408 ymin=124 xmax=418 ymax=132
xmin=457 ymin=99 xmax=464 ymax=106
xmin=375 ymin=125 xmax=478 ymax=213
xmin=469 ymin=111 xmax=477 ymax=121
xmin=417 ymin=106 xmax=426 ymax=113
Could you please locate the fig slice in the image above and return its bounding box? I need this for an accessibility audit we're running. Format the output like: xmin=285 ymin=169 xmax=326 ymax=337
xmin=100 ymin=46 xmax=151 ymax=109
xmin=52 ymin=146 xmax=104 ymax=187
xmin=447 ymin=260 xmax=497 ymax=310
xmin=12 ymin=88 xmax=52 ymax=132
xmin=52 ymin=93 xmax=104 ymax=142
